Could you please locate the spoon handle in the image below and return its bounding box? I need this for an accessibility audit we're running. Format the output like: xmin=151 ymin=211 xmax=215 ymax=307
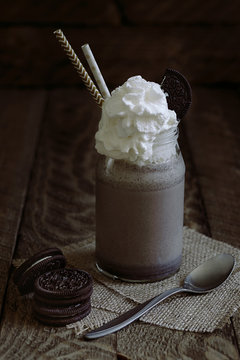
xmin=85 ymin=287 xmax=184 ymax=340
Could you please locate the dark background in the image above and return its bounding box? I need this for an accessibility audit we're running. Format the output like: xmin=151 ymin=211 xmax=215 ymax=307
xmin=1 ymin=0 xmax=240 ymax=90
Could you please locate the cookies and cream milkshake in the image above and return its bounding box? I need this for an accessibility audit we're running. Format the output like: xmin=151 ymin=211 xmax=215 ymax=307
xmin=95 ymin=75 xmax=186 ymax=281
xmin=52 ymin=32 xmax=190 ymax=281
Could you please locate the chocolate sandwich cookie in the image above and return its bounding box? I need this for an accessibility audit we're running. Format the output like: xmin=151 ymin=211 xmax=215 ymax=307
xmin=13 ymin=248 xmax=66 ymax=295
xmin=33 ymin=305 xmax=91 ymax=326
xmin=34 ymin=268 xmax=93 ymax=299
xmin=161 ymin=68 xmax=192 ymax=120
xmin=33 ymin=297 xmax=91 ymax=326
xmin=34 ymin=285 xmax=93 ymax=306
xmin=33 ymin=268 xmax=93 ymax=326
xmin=33 ymin=298 xmax=90 ymax=318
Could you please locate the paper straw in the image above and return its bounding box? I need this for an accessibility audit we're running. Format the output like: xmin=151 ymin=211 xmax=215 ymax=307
xmin=53 ymin=29 xmax=104 ymax=107
xmin=81 ymin=44 xmax=110 ymax=99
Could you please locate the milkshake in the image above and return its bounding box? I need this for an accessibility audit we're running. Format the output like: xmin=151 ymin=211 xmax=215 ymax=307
xmin=52 ymin=32 xmax=190 ymax=281
xmin=95 ymin=75 xmax=186 ymax=281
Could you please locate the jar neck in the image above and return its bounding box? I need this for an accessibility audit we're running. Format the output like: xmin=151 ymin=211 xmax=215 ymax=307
xmin=155 ymin=126 xmax=179 ymax=146
xmin=97 ymin=126 xmax=180 ymax=166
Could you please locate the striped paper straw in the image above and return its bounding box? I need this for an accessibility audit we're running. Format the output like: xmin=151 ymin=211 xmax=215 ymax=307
xmin=53 ymin=29 xmax=104 ymax=107
xmin=81 ymin=43 xmax=110 ymax=99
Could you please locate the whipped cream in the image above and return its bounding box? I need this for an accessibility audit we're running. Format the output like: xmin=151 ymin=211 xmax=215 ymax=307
xmin=95 ymin=76 xmax=178 ymax=165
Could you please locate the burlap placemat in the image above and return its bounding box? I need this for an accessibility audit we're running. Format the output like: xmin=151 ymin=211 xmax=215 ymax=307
xmin=13 ymin=227 xmax=240 ymax=335
xmin=64 ymin=227 xmax=240 ymax=334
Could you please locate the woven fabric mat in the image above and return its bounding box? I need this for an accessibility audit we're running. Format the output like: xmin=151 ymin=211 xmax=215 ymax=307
xmin=13 ymin=227 xmax=240 ymax=335
xmin=63 ymin=227 xmax=240 ymax=335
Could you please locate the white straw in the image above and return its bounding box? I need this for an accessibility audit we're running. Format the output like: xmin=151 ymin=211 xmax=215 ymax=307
xmin=81 ymin=44 xmax=110 ymax=99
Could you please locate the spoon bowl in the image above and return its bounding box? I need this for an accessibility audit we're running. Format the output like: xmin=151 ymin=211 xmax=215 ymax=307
xmin=184 ymin=253 xmax=235 ymax=293
xmin=85 ymin=253 xmax=235 ymax=339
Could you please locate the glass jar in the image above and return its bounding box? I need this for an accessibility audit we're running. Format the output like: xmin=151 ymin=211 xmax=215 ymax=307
xmin=95 ymin=127 xmax=185 ymax=282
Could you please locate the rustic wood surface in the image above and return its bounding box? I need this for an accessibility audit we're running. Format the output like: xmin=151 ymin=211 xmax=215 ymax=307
xmin=0 ymin=1 xmax=239 ymax=359
xmin=0 ymin=90 xmax=46 ymax=315
xmin=1 ymin=25 xmax=240 ymax=87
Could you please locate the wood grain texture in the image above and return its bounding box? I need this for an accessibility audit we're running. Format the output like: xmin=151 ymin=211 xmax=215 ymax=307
xmin=184 ymin=88 xmax=240 ymax=247
xmin=0 ymin=0 xmax=120 ymax=25
xmin=0 ymin=90 xmax=46 ymax=315
xmin=1 ymin=26 xmax=239 ymax=87
xmin=118 ymin=0 xmax=240 ymax=24
xmin=180 ymin=122 xmax=210 ymax=236
xmin=14 ymin=89 xmax=100 ymax=258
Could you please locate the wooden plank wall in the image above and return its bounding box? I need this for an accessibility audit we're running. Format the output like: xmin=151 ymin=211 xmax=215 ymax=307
xmin=1 ymin=0 xmax=239 ymax=88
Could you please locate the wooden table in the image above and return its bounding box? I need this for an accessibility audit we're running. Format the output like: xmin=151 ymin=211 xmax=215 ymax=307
xmin=0 ymin=1 xmax=240 ymax=358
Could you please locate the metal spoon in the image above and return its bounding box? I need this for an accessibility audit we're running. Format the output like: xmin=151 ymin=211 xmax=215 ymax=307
xmin=85 ymin=253 xmax=235 ymax=340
